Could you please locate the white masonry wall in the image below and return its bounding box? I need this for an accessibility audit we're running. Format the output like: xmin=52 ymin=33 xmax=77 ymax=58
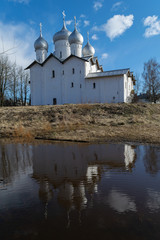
xmin=84 ymin=76 xmax=124 ymax=104
xmin=30 ymin=64 xmax=43 ymax=105
xmin=124 ymin=74 xmax=133 ymax=103
xmin=30 ymin=56 xmax=133 ymax=105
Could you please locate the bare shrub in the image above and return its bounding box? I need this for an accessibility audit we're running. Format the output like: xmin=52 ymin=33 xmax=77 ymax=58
xmin=13 ymin=125 xmax=33 ymax=140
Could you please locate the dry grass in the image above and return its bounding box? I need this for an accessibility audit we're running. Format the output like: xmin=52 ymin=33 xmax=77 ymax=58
xmin=13 ymin=125 xmax=34 ymax=140
xmin=0 ymin=103 xmax=160 ymax=144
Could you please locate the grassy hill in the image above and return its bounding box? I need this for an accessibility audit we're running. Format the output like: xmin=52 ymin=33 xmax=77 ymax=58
xmin=0 ymin=103 xmax=160 ymax=144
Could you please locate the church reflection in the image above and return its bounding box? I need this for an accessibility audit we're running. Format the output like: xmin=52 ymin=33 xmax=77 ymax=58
xmin=32 ymin=143 xmax=136 ymax=222
xmin=1 ymin=141 xmax=160 ymax=231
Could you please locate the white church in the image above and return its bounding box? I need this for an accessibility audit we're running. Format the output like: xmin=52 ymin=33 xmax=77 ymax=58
xmin=26 ymin=12 xmax=135 ymax=106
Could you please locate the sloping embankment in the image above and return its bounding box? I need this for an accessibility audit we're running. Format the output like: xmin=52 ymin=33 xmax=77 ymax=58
xmin=0 ymin=103 xmax=160 ymax=144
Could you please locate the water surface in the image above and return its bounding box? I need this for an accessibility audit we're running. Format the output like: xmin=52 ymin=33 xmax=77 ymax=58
xmin=0 ymin=141 xmax=160 ymax=240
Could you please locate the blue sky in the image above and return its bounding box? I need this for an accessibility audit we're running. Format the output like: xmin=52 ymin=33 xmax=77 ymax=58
xmin=0 ymin=0 xmax=160 ymax=78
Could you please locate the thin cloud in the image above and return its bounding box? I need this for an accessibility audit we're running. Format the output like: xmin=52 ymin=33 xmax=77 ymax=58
xmin=80 ymin=14 xmax=86 ymax=18
xmin=8 ymin=0 xmax=30 ymax=3
xmin=111 ymin=1 xmax=123 ymax=11
xmin=66 ymin=20 xmax=73 ymax=26
xmin=101 ymin=53 xmax=109 ymax=59
xmin=0 ymin=21 xmax=35 ymax=67
xmin=93 ymin=1 xmax=103 ymax=11
xmin=92 ymin=34 xmax=98 ymax=40
xmin=144 ymin=15 xmax=160 ymax=38
xmin=84 ymin=20 xmax=90 ymax=27
xmin=93 ymin=14 xmax=134 ymax=41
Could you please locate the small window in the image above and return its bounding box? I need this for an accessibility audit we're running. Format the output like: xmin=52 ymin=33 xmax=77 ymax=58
xmin=52 ymin=70 xmax=55 ymax=78
xmin=80 ymin=84 xmax=82 ymax=88
xmin=72 ymin=68 xmax=75 ymax=74
xmin=113 ymin=96 xmax=115 ymax=100
xmin=60 ymin=51 xmax=62 ymax=59
xmin=62 ymin=70 xmax=64 ymax=75
xmin=53 ymin=98 xmax=57 ymax=105
xmin=71 ymin=82 xmax=74 ymax=88
xmin=80 ymin=70 xmax=81 ymax=74
xmin=93 ymin=83 xmax=96 ymax=89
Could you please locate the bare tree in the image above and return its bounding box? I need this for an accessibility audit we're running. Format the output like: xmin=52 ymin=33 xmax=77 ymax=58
xmin=0 ymin=54 xmax=30 ymax=107
xmin=18 ymin=67 xmax=30 ymax=105
xmin=142 ymin=58 xmax=160 ymax=103
xmin=9 ymin=63 xmax=19 ymax=105
xmin=18 ymin=66 xmax=24 ymax=105
xmin=0 ymin=55 xmax=12 ymax=106
xmin=134 ymin=73 xmax=141 ymax=95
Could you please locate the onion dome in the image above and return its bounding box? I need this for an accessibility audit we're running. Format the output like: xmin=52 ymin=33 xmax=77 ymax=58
xmin=34 ymin=23 xmax=48 ymax=51
xmin=53 ymin=13 xmax=71 ymax=43
xmin=34 ymin=36 xmax=48 ymax=51
xmin=82 ymin=32 xmax=95 ymax=57
xmin=68 ymin=16 xmax=83 ymax=45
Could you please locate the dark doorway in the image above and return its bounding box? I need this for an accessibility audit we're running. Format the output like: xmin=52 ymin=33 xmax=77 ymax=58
xmin=53 ymin=98 xmax=57 ymax=105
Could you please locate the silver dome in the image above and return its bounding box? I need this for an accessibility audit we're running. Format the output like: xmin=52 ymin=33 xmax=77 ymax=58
xmin=69 ymin=28 xmax=83 ymax=45
xmin=34 ymin=35 xmax=48 ymax=51
xmin=53 ymin=23 xmax=71 ymax=43
xmin=82 ymin=41 xmax=95 ymax=57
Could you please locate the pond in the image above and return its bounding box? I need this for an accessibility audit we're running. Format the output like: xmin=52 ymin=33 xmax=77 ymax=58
xmin=0 ymin=141 xmax=160 ymax=240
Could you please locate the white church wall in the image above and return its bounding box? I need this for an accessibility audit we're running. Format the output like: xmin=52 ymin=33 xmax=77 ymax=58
xmin=124 ymin=74 xmax=128 ymax=102
xmin=84 ymin=62 xmax=91 ymax=76
xmin=42 ymin=57 xmax=63 ymax=105
xmin=30 ymin=64 xmax=43 ymax=105
xmin=84 ymin=76 xmax=124 ymax=103
xmin=90 ymin=63 xmax=98 ymax=73
xmin=63 ymin=57 xmax=85 ymax=104
xmin=124 ymin=74 xmax=134 ymax=103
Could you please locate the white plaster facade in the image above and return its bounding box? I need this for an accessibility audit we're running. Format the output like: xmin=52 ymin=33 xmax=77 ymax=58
xmin=26 ymin=19 xmax=135 ymax=106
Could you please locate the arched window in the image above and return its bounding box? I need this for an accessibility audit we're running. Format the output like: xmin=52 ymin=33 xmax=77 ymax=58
xmin=60 ymin=51 xmax=62 ymax=59
xmin=93 ymin=83 xmax=96 ymax=89
xmin=71 ymin=82 xmax=74 ymax=88
xmin=52 ymin=70 xmax=55 ymax=78
xmin=72 ymin=68 xmax=75 ymax=74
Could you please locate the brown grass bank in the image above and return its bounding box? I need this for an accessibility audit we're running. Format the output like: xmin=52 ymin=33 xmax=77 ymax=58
xmin=0 ymin=103 xmax=160 ymax=144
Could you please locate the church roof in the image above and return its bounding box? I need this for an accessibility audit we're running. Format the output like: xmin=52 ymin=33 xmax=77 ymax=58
xmin=85 ymin=68 xmax=131 ymax=79
xmin=25 ymin=60 xmax=41 ymax=70
xmin=25 ymin=53 xmax=89 ymax=70
xmin=62 ymin=54 xmax=88 ymax=63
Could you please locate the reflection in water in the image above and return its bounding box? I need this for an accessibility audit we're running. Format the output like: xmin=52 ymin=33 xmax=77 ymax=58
xmin=32 ymin=143 xmax=136 ymax=215
xmin=108 ymin=189 xmax=137 ymax=213
xmin=147 ymin=189 xmax=160 ymax=212
xmin=1 ymin=141 xmax=160 ymax=240
xmin=124 ymin=145 xmax=136 ymax=170
xmin=143 ymin=146 xmax=160 ymax=174
xmin=0 ymin=143 xmax=32 ymax=189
